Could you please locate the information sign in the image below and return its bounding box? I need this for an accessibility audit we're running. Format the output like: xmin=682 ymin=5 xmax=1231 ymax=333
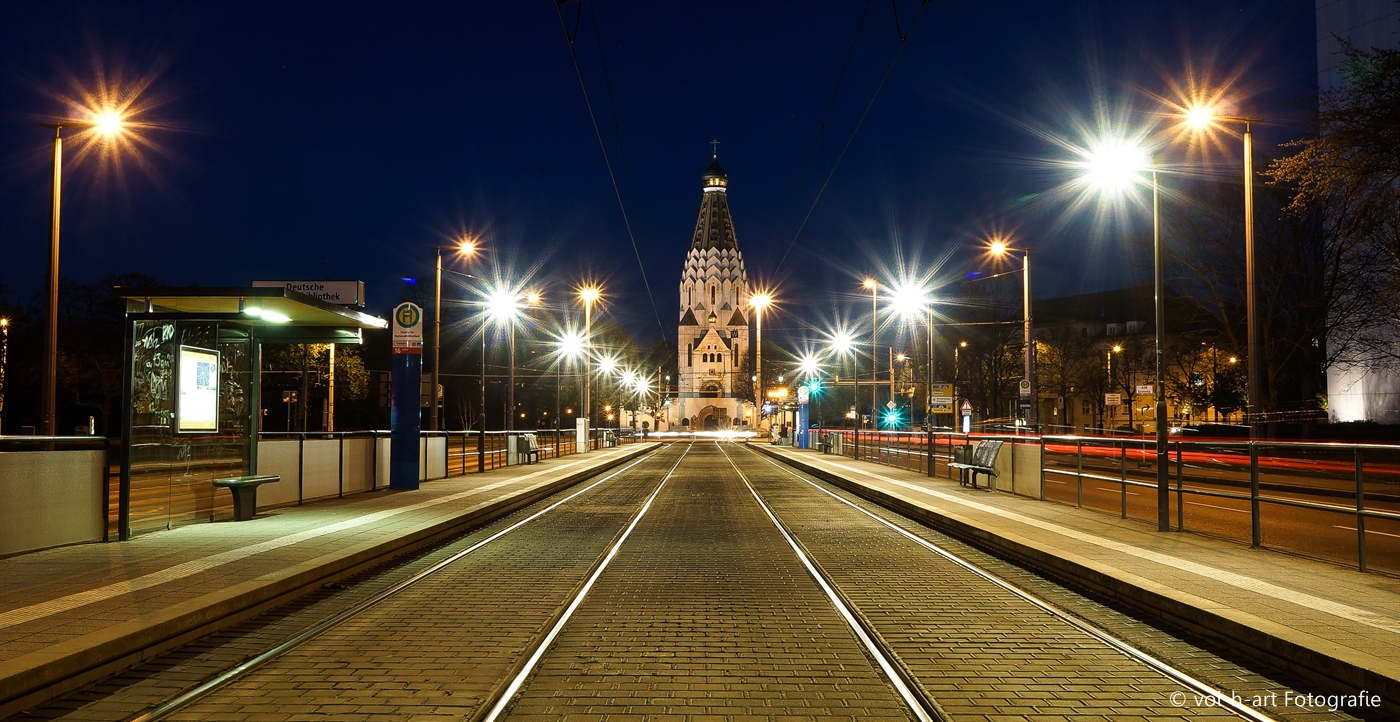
xmin=797 ymin=386 xmax=810 ymax=404
xmin=1135 ymin=384 xmax=1154 ymax=395
xmin=177 ymin=346 xmax=220 ymax=433
xmin=1018 ymin=379 xmax=1031 ymax=397
xmin=1105 ymin=393 xmax=1122 ymax=406
xmin=392 ymin=303 xmax=424 ymax=354
xmin=252 ymin=280 xmax=364 ymax=306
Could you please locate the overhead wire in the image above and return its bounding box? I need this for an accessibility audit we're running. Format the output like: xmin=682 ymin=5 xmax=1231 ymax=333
xmin=554 ymin=0 xmax=668 ymax=339
xmin=769 ymin=0 xmax=872 ymax=272
xmin=774 ymin=0 xmax=932 ymax=276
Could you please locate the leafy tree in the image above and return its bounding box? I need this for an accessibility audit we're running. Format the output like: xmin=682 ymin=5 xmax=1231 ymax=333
xmin=1268 ymin=42 xmax=1400 ymax=370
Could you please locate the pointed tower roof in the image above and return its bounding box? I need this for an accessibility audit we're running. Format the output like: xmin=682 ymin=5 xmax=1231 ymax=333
xmin=691 ymin=155 xmax=738 ymax=251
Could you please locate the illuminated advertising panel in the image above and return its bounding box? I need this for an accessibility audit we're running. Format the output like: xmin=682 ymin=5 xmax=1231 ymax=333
xmin=177 ymin=346 xmax=220 ymax=433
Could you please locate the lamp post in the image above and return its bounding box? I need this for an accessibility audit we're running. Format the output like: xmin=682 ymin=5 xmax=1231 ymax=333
xmin=1081 ymin=139 xmax=1169 ymax=532
xmin=39 ymin=111 xmax=125 ymax=436
xmin=579 ymin=286 xmax=600 ymax=446
xmin=989 ymin=241 xmax=1034 ymax=429
xmin=750 ymin=293 xmax=772 ymax=431
xmin=1186 ymin=107 xmax=1263 ymax=438
xmin=486 ymin=287 xmax=524 ymax=436
xmin=431 ymin=239 xmax=477 ymax=431
xmin=892 ymin=283 xmax=936 ymax=476
xmin=0 ymin=318 xmax=8 ymax=435
xmin=863 ymin=279 xmax=878 ymax=431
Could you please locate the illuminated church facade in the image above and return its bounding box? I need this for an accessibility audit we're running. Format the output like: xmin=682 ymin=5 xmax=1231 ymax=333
xmin=674 ymin=156 xmax=752 ymax=430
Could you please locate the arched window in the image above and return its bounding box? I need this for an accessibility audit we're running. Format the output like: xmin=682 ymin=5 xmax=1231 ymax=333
xmin=710 ymin=285 xmax=716 ymax=307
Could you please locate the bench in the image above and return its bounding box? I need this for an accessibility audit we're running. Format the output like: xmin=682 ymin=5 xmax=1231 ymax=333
xmin=948 ymin=440 xmax=1003 ymax=489
xmin=516 ymin=433 xmax=540 ymax=464
xmin=213 ymin=475 xmax=281 ymax=521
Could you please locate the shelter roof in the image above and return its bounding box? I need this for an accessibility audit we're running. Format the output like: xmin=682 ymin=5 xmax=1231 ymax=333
xmin=115 ymin=287 xmax=388 ymax=343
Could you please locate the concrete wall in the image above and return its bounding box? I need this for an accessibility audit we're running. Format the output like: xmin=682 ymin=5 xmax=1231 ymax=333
xmin=0 ymin=450 xmax=106 ymax=556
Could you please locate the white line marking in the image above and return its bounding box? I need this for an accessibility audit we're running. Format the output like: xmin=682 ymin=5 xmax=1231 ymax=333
xmin=1334 ymin=525 xmax=1400 ymax=539
xmin=1186 ymin=501 xmax=1251 ymax=514
xmin=795 ymin=454 xmax=1400 ymax=636
xmin=0 ymin=452 xmax=621 ymax=630
xmin=1096 ymin=486 xmax=1140 ymax=496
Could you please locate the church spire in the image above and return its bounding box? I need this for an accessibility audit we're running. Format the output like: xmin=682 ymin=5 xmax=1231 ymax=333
xmin=692 ymin=155 xmax=737 ymax=251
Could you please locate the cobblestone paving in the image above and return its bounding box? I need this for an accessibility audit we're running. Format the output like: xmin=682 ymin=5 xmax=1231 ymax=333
xmin=737 ymin=445 xmax=1366 ymax=722
xmin=504 ymin=442 xmax=914 ymax=722
xmin=17 ymin=446 xmax=685 ymax=721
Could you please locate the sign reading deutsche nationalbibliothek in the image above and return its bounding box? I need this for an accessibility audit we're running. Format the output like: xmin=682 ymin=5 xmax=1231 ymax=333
xmin=251 ymin=280 xmax=365 ymax=306
xmin=392 ymin=303 xmax=423 ymax=354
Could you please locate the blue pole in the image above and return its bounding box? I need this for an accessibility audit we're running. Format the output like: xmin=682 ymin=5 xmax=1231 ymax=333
xmin=390 ymin=352 xmax=421 ymax=489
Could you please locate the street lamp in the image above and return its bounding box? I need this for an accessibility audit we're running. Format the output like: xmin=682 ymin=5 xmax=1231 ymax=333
xmin=989 ymin=240 xmax=1035 ymax=429
xmin=484 ymin=286 xmax=525 ymax=432
xmin=0 ymin=317 xmax=8 ymax=435
xmin=432 ymin=238 xmax=477 ymax=431
xmin=555 ymin=329 xmax=585 ymax=451
xmin=1185 ymin=105 xmax=1263 ymax=438
xmin=579 ymin=286 xmax=601 ymax=445
xmin=862 ymin=279 xmax=878 ymax=431
xmin=39 ymin=110 xmax=127 ymax=436
xmin=1080 ymin=137 xmax=1169 ymax=531
xmin=750 ymin=293 xmax=773 ymax=430
xmin=892 ymin=282 xmax=937 ymax=476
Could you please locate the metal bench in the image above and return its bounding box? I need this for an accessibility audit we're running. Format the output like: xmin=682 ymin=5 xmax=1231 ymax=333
xmin=516 ymin=433 xmax=540 ymax=464
xmin=213 ymin=475 xmax=281 ymax=521
xmin=948 ymin=440 xmax=1003 ymax=489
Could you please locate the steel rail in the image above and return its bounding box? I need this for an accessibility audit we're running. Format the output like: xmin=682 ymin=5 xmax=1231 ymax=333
xmin=717 ymin=442 xmax=948 ymax=722
xmin=477 ymin=443 xmax=693 ymax=722
xmin=748 ymin=447 xmax=1280 ymax=722
xmin=121 ymin=445 xmax=673 ymax=722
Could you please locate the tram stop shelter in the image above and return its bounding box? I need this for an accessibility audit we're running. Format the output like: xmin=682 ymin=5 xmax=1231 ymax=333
xmin=115 ymin=287 xmax=387 ymax=540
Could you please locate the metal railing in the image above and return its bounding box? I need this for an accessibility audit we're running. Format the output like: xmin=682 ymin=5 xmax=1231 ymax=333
xmin=808 ymin=426 xmax=1400 ymax=574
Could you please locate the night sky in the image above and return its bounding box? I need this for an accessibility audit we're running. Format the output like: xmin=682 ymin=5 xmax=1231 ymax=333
xmin=1 ymin=0 xmax=1316 ymax=346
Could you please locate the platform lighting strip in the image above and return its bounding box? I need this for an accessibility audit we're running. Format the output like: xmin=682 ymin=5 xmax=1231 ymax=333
xmin=480 ymin=443 xmax=694 ymax=722
xmin=717 ymin=443 xmax=946 ymax=722
xmin=125 ymin=446 xmax=672 ymax=722
xmin=750 ymin=450 xmax=1279 ymax=722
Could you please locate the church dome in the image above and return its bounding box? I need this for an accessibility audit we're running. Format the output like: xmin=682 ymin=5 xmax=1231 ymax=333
xmin=701 ymin=156 xmax=728 ymax=188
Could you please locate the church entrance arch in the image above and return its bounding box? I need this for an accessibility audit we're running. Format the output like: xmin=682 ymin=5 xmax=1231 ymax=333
xmin=694 ymin=405 xmax=729 ymax=431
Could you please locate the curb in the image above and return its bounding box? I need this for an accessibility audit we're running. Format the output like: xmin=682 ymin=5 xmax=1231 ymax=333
xmin=754 ymin=445 xmax=1400 ymax=713
xmin=0 ymin=444 xmax=657 ymax=718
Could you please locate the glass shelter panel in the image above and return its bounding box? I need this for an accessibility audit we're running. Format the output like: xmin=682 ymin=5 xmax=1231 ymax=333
xmin=126 ymin=320 xmax=252 ymax=535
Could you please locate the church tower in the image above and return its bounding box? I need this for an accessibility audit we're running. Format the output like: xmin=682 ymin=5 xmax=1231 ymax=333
xmin=676 ymin=155 xmax=751 ymax=430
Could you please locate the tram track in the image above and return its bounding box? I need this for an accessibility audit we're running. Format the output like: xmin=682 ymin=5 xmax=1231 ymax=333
xmin=18 ymin=440 xmax=1371 ymax=721
xmin=14 ymin=444 xmax=688 ymax=722
xmin=735 ymin=443 xmax=1377 ymax=721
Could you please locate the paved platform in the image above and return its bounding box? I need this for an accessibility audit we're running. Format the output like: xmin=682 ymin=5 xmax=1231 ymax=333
xmin=0 ymin=443 xmax=658 ymax=718
xmin=754 ymin=444 xmax=1400 ymax=712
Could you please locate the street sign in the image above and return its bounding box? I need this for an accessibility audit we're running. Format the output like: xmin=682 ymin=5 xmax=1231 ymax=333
xmin=885 ymin=400 xmax=898 ymax=410
xmin=797 ymin=386 xmax=810 ymax=404
xmin=1105 ymin=393 xmax=1122 ymax=406
xmin=392 ymin=303 xmax=424 ymax=354
xmin=930 ymin=383 xmax=953 ymax=412
xmin=252 ymin=280 xmax=365 ymax=306
xmin=1018 ymin=379 xmax=1031 ymax=397
xmin=961 ymin=399 xmax=973 ymax=413
xmin=1135 ymin=384 xmax=1154 ymax=395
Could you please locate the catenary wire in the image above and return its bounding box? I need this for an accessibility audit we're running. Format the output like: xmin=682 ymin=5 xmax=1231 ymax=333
xmin=554 ymin=0 xmax=667 ymax=339
xmin=774 ymin=0 xmax=931 ymax=276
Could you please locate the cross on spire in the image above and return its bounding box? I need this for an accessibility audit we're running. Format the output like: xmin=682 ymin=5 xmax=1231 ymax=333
xmin=710 ymin=139 xmax=720 ymax=156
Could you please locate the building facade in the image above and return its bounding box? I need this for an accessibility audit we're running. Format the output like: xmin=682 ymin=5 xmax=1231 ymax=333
xmin=674 ymin=156 xmax=751 ymax=430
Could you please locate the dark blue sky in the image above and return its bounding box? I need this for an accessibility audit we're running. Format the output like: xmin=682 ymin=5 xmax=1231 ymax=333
xmin=1 ymin=1 xmax=1316 ymax=344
